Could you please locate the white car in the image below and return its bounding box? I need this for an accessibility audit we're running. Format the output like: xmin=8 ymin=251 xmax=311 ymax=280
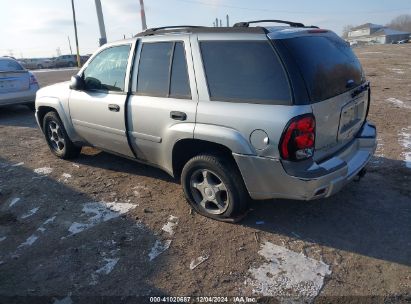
xmin=0 ymin=57 xmax=39 ymax=110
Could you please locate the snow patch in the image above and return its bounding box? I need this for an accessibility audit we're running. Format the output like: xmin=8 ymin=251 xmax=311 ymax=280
xmin=53 ymin=296 xmax=73 ymax=304
xmin=390 ymin=68 xmax=405 ymax=74
xmin=59 ymin=173 xmax=72 ymax=182
xmin=11 ymin=162 xmax=24 ymax=167
xmin=66 ymin=201 xmax=136 ymax=236
xmin=9 ymin=197 xmax=21 ymax=208
xmin=399 ymin=126 xmax=411 ymax=169
xmin=43 ymin=216 xmax=56 ymax=225
xmin=247 ymin=241 xmax=331 ymax=299
xmin=16 ymin=216 xmax=56 ymax=249
xmin=18 ymin=235 xmax=39 ymax=248
xmin=149 ymin=240 xmax=172 ymax=261
xmin=0 ymin=236 xmax=6 ymax=242
xmin=386 ymin=98 xmax=411 ymax=109
xmin=190 ymin=254 xmax=209 ymax=270
xmin=371 ymin=136 xmax=385 ymax=166
xmin=21 ymin=207 xmax=39 ymax=219
xmin=161 ymin=215 xmax=178 ymax=235
xmin=358 ymin=51 xmax=382 ymax=54
xmin=34 ymin=167 xmax=53 ymax=175
xmin=96 ymin=257 xmax=119 ymax=275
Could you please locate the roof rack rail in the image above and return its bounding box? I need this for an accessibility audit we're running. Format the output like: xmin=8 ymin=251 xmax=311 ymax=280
xmin=234 ymin=20 xmax=305 ymax=28
xmin=142 ymin=25 xmax=206 ymax=35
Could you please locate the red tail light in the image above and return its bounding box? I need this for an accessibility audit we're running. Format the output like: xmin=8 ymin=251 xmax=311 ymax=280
xmin=279 ymin=114 xmax=316 ymax=161
xmin=29 ymin=74 xmax=38 ymax=85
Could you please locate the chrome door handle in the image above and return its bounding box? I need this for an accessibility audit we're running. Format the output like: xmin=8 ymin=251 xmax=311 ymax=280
xmin=108 ymin=104 xmax=120 ymax=112
xmin=170 ymin=111 xmax=187 ymax=121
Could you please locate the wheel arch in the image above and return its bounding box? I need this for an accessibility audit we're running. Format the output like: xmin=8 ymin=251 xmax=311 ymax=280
xmin=36 ymin=97 xmax=81 ymax=142
xmin=171 ymin=138 xmax=240 ymax=179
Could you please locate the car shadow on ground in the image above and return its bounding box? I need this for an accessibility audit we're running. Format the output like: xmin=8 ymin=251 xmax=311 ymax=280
xmin=0 ymin=105 xmax=37 ymax=128
xmin=0 ymin=157 xmax=169 ymax=300
xmin=74 ymin=149 xmax=178 ymax=185
xmin=242 ymin=157 xmax=411 ymax=267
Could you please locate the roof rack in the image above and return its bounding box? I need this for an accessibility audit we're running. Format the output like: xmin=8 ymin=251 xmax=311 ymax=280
xmin=234 ymin=20 xmax=305 ymax=28
xmin=140 ymin=25 xmax=206 ymax=36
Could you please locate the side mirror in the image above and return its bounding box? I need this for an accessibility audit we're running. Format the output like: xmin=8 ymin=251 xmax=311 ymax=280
xmin=69 ymin=75 xmax=85 ymax=90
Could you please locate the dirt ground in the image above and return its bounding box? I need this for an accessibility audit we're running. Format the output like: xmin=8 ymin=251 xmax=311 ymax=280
xmin=0 ymin=45 xmax=410 ymax=303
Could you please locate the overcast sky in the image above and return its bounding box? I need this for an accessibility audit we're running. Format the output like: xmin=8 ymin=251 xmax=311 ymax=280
xmin=1 ymin=0 xmax=410 ymax=58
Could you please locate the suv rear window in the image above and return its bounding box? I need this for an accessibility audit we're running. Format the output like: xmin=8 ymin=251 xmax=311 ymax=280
xmin=200 ymin=41 xmax=291 ymax=105
xmin=279 ymin=35 xmax=363 ymax=102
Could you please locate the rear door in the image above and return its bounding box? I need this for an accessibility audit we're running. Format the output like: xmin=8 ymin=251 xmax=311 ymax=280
xmin=0 ymin=58 xmax=30 ymax=95
xmin=277 ymin=34 xmax=367 ymax=161
xmin=127 ymin=35 xmax=197 ymax=165
xmin=69 ymin=43 xmax=135 ymax=157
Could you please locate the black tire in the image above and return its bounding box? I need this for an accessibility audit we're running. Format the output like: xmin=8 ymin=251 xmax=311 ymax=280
xmin=181 ymin=154 xmax=249 ymax=222
xmin=37 ymin=64 xmax=43 ymax=69
xmin=42 ymin=111 xmax=81 ymax=159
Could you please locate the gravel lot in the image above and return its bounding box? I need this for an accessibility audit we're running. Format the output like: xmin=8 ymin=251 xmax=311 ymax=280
xmin=0 ymin=45 xmax=410 ymax=303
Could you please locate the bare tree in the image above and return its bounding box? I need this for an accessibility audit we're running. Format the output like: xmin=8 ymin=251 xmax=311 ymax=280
xmin=342 ymin=24 xmax=354 ymax=38
xmin=387 ymin=14 xmax=411 ymax=32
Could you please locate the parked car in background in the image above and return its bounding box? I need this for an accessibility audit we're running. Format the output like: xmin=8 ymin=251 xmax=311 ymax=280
xmin=20 ymin=58 xmax=54 ymax=70
xmin=53 ymin=55 xmax=86 ymax=68
xmin=0 ymin=57 xmax=39 ymax=110
xmin=35 ymin=21 xmax=376 ymax=222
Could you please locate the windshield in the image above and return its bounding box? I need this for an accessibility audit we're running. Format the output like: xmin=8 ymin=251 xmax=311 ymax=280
xmin=0 ymin=59 xmax=24 ymax=72
xmin=279 ymin=35 xmax=364 ymax=102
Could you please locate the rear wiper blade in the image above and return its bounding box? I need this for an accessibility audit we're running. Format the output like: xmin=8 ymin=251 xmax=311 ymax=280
xmin=351 ymin=82 xmax=370 ymax=98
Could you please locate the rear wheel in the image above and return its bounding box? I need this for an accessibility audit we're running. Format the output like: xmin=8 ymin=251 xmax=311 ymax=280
xmin=43 ymin=111 xmax=81 ymax=159
xmin=181 ymin=154 xmax=249 ymax=222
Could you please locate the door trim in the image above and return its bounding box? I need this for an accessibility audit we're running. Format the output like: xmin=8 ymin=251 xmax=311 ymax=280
xmin=130 ymin=131 xmax=162 ymax=143
xmin=72 ymin=119 xmax=125 ymax=136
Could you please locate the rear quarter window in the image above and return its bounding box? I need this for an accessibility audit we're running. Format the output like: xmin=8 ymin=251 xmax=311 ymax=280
xmin=200 ymin=40 xmax=291 ymax=105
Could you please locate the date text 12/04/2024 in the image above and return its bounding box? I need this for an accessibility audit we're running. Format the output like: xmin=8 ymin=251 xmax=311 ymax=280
xmin=149 ymin=296 xmax=257 ymax=303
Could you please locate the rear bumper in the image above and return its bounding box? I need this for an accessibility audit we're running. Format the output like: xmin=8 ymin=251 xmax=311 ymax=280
xmin=234 ymin=122 xmax=377 ymax=200
xmin=0 ymin=85 xmax=39 ymax=106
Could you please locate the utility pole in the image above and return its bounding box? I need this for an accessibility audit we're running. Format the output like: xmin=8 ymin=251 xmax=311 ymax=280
xmin=70 ymin=0 xmax=81 ymax=67
xmin=139 ymin=0 xmax=147 ymax=30
xmin=226 ymin=14 xmax=229 ymax=27
xmin=67 ymin=36 xmax=73 ymax=55
xmin=94 ymin=0 xmax=107 ymax=46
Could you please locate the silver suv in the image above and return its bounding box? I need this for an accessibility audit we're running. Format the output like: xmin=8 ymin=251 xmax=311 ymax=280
xmin=35 ymin=21 xmax=377 ymax=221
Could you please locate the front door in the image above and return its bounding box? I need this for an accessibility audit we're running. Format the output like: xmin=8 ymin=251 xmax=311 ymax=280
xmin=69 ymin=43 xmax=134 ymax=157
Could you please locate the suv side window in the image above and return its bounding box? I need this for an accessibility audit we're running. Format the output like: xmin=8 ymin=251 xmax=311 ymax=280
xmin=170 ymin=42 xmax=191 ymax=98
xmin=83 ymin=44 xmax=131 ymax=92
xmin=137 ymin=41 xmax=191 ymax=99
xmin=200 ymin=41 xmax=291 ymax=104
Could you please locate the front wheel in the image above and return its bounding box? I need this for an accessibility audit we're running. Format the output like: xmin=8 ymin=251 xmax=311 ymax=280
xmin=43 ymin=111 xmax=81 ymax=159
xmin=181 ymin=154 xmax=249 ymax=222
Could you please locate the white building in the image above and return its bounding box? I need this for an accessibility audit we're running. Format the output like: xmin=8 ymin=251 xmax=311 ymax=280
xmin=347 ymin=23 xmax=410 ymax=44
